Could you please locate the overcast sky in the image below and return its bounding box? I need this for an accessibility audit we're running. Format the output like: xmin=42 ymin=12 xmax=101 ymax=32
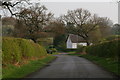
xmin=0 ymin=0 xmax=118 ymax=24
xmin=40 ymin=2 xmax=118 ymax=24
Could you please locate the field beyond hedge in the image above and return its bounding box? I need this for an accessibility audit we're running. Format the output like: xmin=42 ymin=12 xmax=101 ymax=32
xmin=2 ymin=37 xmax=48 ymax=66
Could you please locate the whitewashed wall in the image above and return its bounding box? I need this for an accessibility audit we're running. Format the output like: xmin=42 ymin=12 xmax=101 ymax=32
xmin=72 ymin=43 xmax=77 ymax=48
xmin=66 ymin=35 xmax=88 ymax=49
xmin=66 ymin=37 xmax=72 ymax=48
xmin=78 ymin=43 xmax=87 ymax=46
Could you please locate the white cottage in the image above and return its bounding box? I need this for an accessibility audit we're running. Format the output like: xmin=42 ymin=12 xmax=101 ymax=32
xmin=66 ymin=34 xmax=87 ymax=49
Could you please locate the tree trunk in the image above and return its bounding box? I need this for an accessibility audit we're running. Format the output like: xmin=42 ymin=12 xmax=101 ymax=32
xmin=86 ymin=41 xmax=90 ymax=46
xmin=84 ymin=37 xmax=90 ymax=46
xmin=78 ymin=34 xmax=90 ymax=46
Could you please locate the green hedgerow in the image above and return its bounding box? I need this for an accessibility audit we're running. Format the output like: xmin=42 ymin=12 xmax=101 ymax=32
xmin=86 ymin=39 xmax=119 ymax=61
xmin=2 ymin=37 xmax=47 ymax=65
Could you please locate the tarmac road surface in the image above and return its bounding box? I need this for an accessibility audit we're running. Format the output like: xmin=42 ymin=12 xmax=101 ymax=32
xmin=26 ymin=54 xmax=117 ymax=78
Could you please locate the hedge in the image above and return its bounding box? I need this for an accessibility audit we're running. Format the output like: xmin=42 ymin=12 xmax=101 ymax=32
xmin=2 ymin=37 xmax=47 ymax=65
xmin=100 ymin=35 xmax=120 ymax=43
xmin=86 ymin=39 xmax=119 ymax=61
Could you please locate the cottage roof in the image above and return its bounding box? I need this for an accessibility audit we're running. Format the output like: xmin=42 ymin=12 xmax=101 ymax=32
xmin=68 ymin=34 xmax=86 ymax=43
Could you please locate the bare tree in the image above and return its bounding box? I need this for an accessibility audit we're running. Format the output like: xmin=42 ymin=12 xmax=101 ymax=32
xmin=1 ymin=0 xmax=53 ymax=42
xmin=61 ymin=8 xmax=111 ymax=46
xmin=14 ymin=3 xmax=53 ymax=42
xmin=44 ymin=21 xmax=65 ymax=37
xmin=1 ymin=0 xmax=30 ymax=16
xmin=45 ymin=21 xmax=66 ymax=47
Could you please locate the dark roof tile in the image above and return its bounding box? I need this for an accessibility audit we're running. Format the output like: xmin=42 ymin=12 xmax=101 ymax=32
xmin=69 ymin=34 xmax=86 ymax=43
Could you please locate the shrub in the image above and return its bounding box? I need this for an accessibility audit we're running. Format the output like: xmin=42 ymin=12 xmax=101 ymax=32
xmin=76 ymin=45 xmax=85 ymax=53
xmin=86 ymin=39 xmax=119 ymax=61
xmin=57 ymin=42 xmax=67 ymax=51
xmin=2 ymin=37 xmax=47 ymax=65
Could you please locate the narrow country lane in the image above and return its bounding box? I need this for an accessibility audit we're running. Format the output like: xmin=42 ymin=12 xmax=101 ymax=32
xmin=26 ymin=53 xmax=117 ymax=78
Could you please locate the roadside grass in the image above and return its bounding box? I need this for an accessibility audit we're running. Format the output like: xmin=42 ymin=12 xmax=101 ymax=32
xmin=2 ymin=56 xmax=57 ymax=79
xmin=64 ymin=51 xmax=76 ymax=54
xmin=52 ymin=52 xmax=59 ymax=55
xmin=68 ymin=53 xmax=120 ymax=76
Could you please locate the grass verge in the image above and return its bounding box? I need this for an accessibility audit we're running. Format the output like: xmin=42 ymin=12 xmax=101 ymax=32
xmin=68 ymin=53 xmax=120 ymax=76
xmin=2 ymin=56 xmax=57 ymax=80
